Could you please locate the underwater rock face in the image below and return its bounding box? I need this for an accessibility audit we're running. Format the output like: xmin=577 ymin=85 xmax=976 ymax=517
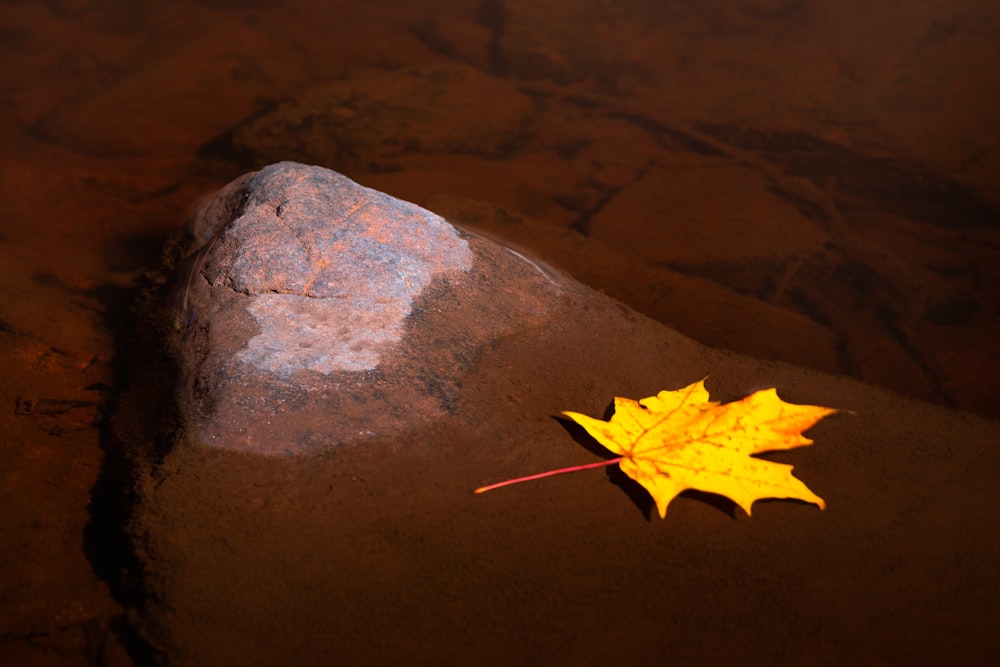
xmin=172 ymin=161 xmax=564 ymax=454
xmin=231 ymin=64 xmax=535 ymax=170
xmin=121 ymin=163 xmax=1000 ymax=667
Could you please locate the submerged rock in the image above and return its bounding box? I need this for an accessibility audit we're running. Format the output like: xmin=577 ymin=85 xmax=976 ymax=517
xmin=231 ymin=64 xmax=535 ymax=170
xmin=170 ymin=161 xmax=565 ymax=454
xmin=116 ymin=162 xmax=1000 ymax=667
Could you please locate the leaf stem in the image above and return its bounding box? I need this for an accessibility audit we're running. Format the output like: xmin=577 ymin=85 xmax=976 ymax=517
xmin=475 ymin=457 xmax=623 ymax=494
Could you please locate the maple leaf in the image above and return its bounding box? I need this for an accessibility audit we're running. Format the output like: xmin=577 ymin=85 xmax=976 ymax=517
xmin=476 ymin=379 xmax=835 ymax=518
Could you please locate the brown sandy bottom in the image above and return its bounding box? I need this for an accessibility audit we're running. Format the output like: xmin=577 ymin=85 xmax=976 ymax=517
xmin=1 ymin=0 xmax=999 ymax=665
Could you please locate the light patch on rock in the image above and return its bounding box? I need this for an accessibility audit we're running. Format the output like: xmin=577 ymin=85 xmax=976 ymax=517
xmin=211 ymin=163 xmax=473 ymax=375
xmin=238 ymin=294 xmax=410 ymax=374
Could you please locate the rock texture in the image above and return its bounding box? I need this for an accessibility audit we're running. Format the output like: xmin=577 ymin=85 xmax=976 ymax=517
xmin=118 ymin=167 xmax=1000 ymax=666
xmin=232 ymin=65 xmax=535 ymax=170
xmin=4 ymin=3 xmax=998 ymax=665
xmin=171 ymin=161 xmax=565 ymax=454
xmin=230 ymin=63 xmax=1000 ymax=418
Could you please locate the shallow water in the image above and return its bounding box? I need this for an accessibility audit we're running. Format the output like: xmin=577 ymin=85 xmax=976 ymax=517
xmin=1 ymin=1 xmax=998 ymax=664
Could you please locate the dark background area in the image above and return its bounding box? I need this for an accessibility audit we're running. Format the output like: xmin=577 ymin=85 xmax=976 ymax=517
xmin=1 ymin=1 xmax=997 ymax=664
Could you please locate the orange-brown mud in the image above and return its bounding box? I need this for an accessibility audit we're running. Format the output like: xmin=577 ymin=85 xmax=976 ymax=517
xmin=1 ymin=1 xmax=998 ymax=665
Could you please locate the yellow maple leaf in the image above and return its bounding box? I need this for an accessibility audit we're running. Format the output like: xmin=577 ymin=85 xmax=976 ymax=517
xmin=476 ymin=379 xmax=835 ymax=518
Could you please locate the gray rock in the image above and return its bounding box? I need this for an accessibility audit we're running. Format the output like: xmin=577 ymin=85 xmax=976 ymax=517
xmin=171 ymin=161 xmax=565 ymax=454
